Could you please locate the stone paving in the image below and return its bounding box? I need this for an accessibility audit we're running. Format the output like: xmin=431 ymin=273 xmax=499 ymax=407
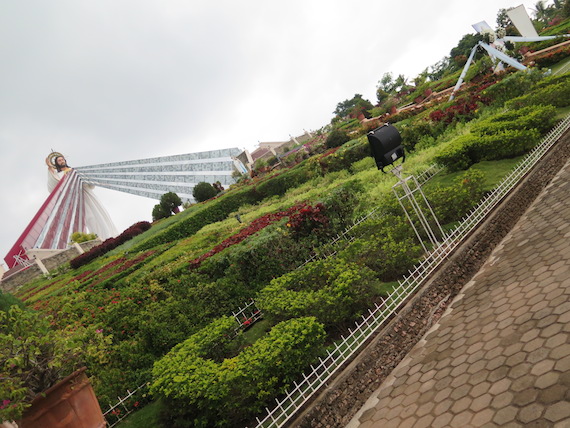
xmin=347 ymin=159 xmax=570 ymax=427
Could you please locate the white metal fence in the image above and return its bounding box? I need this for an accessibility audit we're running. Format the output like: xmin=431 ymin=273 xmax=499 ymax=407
xmin=252 ymin=114 xmax=570 ymax=428
xmin=103 ymin=383 xmax=149 ymax=427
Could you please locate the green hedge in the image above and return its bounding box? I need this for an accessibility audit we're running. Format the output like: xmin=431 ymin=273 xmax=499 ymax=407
xmin=435 ymin=128 xmax=541 ymax=172
xmin=257 ymin=258 xmax=378 ymax=328
xmin=135 ymin=187 xmax=261 ymax=251
xmin=433 ymin=134 xmax=478 ymax=171
xmin=434 ymin=103 xmax=556 ymax=172
xmin=197 ymin=226 xmax=314 ymax=289
xmin=135 ymin=142 xmax=372 ymax=251
xmin=425 ymin=169 xmax=486 ymax=224
xmin=337 ymin=233 xmax=422 ymax=282
xmin=254 ymin=164 xmax=312 ymax=198
xmin=482 ymin=69 xmax=545 ymax=106
xmin=151 ymin=317 xmax=325 ymax=427
xmin=505 ymin=80 xmax=570 ymax=109
xmin=470 ymin=105 xmax=557 ymax=136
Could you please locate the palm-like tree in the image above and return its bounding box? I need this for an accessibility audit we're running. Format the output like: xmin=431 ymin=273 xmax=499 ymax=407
xmin=532 ymin=0 xmax=550 ymax=24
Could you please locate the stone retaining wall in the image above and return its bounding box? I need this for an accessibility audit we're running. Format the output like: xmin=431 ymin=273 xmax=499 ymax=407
xmin=0 ymin=239 xmax=101 ymax=293
xmin=289 ymin=130 xmax=570 ymax=427
xmin=42 ymin=240 xmax=100 ymax=271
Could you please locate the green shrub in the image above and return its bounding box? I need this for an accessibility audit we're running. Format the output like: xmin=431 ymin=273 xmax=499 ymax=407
xmin=482 ymin=69 xmax=544 ymax=105
xmin=474 ymin=129 xmax=541 ymax=161
xmin=0 ymin=291 xmax=24 ymax=312
xmin=434 ymin=135 xmax=479 ymax=171
xmin=317 ymin=139 xmax=370 ymax=174
xmin=398 ymin=120 xmax=443 ymax=151
xmin=435 ymin=128 xmax=541 ymax=171
xmin=321 ymin=179 xmax=365 ymax=230
xmin=255 ymin=165 xmax=312 ymax=198
xmin=337 ymin=234 xmax=422 ymax=282
xmin=505 ymin=81 xmax=570 ymax=109
xmin=192 ymin=182 xmax=218 ymax=203
xmin=198 ymin=226 xmax=314 ymax=289
xmin=257 ymin=258 xmax=379 ymax=328
xmin=151 ymin=317 xmax=325 ymax=427
xmin=326 ymin=129 xmax=350 ymax=148
xmin=471 ymin=105 xmax=557 ymax=136
xmin=425 ymin=169 xmax=486 ymax=224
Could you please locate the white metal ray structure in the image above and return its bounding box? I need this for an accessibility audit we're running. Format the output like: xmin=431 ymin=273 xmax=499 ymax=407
xmin=450 ymin=7 xmax=570 ymax=100
xmin=75 ymin=147 xmax=247 ymax=203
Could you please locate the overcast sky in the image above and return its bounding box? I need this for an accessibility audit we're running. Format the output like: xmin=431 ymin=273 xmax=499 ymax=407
xmin=0 ymin=1 xmax=540 ymax=269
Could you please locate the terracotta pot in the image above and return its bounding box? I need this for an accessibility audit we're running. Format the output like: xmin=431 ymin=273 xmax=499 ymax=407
xmin=19 ymin=367 xmax=105 ymax=428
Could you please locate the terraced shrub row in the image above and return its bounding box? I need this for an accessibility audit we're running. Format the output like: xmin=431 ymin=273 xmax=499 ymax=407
xmin=434 ymin=104 xmax=558 ymax=171
xmin=70 ymin=221 xmax=152 ymax=269
xmin=135 ymin=143 xmax=372 ymax=250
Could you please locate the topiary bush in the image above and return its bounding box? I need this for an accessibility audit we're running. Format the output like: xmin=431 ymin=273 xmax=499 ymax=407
xmin=192 ymin=182 xmax=218 ymax=203
xmin=435 ymin=128 xmax=541 ymax=172
xmin=257 ymin=258 xmax=379 ymax=328
xmin=151 ymin=316 xmax=326 ymax=427
xmin=433 ymin=134 xmax=479 ymax=172
xmin=470 ymin=105 xmax=557 ymax=136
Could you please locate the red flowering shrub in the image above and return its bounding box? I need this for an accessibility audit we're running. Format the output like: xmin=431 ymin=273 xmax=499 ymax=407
xmin=527 ymin=45 xmax=570 ymax=68
xmin=188 ymin=205 xmax=303 ymax=269
xmin=429 ymin=90 xmax=489 ymax=124
xmin=70 ymin=221 xmax=152 ymax=269
xmin=286 ymin=203 xmax=329 ymax=238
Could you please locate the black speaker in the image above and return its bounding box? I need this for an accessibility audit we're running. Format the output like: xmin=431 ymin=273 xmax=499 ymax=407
xmin=367 ymin=124 xmax=405 ymax=172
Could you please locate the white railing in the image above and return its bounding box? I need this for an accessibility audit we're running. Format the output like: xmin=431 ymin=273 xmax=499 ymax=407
xmin=103 ymin=383 xmax=149 ymax=427
xmin=232 ymin=299 xmax=263 ymax=330
xmin=252 ymin=114 xmax=570 ymax=428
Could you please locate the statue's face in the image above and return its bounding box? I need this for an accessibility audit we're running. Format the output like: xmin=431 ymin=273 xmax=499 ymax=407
xmin=56 ymin=157 xmax=67 ymax=167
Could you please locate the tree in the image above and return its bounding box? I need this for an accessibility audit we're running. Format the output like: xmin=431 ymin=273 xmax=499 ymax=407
xmin=152 ymin=192 xmax=182 ymax=221
xmin=152 ymin=203 xmax=171 ymax=221
xmin=449 ymin=33 xmax=484 ymax=69
xmin=377 ymin=72 xmax=395 ymax=93
xmin=70 ymin=232 xmax=97 ymax=243
xmin=333 ymin=94 xmax=373 ymax=118
xmin=160 ymin=192 xmax=182 ymax=214
xmin=376 ymin=72 xmax=413 ymax=102
xmin=532 ymin=0 xmax=551 ymax=23
xmin=427 ymin=57 xmax=451 ymax=81
xmin=497 ymin=8 xmax=521 ymax=36
xmin=192 ymin=182 xmax=218 ymax=202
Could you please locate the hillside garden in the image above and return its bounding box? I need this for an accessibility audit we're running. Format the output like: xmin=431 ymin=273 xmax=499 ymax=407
xmin=2 ymin=16 xmax=570 ymax=427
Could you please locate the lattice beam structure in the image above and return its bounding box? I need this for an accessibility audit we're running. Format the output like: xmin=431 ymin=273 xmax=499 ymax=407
xmin=75 ymin=147 xmax=247 ymax=202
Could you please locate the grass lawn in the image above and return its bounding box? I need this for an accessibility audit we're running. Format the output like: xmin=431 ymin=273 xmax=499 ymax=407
xmin=425 ymin=156 xmax=526 ymax=192
xmin=116 ymin=399 xmax=165 ymax=428
xmin=552 ymin=56 xmax=570 ymax=75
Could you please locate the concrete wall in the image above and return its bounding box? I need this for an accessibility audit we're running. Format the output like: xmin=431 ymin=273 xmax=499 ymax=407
xmin=0 ymin=264 xmax=43 ymax=293
xmin=0 ymin=239 xmax=101 ymax=293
